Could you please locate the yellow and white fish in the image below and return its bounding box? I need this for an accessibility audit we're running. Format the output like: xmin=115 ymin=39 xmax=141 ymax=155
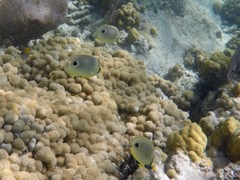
xmin=129 ymin=136 xmax=156 ymax=170
xmin=95 ymin=24 xmax=120 ymax=43
xmin=64 ymin=54 xmax=101 ymax=78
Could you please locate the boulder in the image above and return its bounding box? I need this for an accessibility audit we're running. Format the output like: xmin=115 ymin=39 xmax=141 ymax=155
xmin=0 ymin=0 xmax=68 ymax=45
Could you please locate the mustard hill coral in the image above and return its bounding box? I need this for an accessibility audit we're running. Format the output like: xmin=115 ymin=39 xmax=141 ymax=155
xmin=184 ymin=48 xmax=234 ymax=88
xmin=220 ymin=0 xmax=240 ymax=26
xmin=212 ymin=1 xmax=223 ymax=14
xmin=232 ymin=82 xmax=240 ymax=96
xmin=113 ymin=2 xmax=140 ymax=29
xmin=199 ymin=113 xmax=220 ymax=136
xmin=228 ymin=128 xmax=240 ymax=162
xmin=208 ymin=117 xmax=240 ymax=149
xmin=198 ymin=49 xmax=233 ymax=85
xmin=126 ymin=28 xmax=140 ymax=43
xmin=208 ymin=116 xmax=240 ymax=162
xmin=166 ymin=122 xmax=207 ymax=162
xmin=226 ymin=31 xmax=240 ymax=50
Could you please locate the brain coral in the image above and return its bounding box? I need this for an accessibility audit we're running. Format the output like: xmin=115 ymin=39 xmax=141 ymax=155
xmin=0 ymin=36 xmax=188 ymax=179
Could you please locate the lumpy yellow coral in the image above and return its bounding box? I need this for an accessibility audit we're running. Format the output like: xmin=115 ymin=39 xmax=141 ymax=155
xmin=208 ymin=117 xmax=240 ymax=148
xmin=0 ymin=36 xmax=189 ymax=179
xmin=198 ymin=49 xmax=233 ymax=84
xmin=114 ymin=2 xmax=140 ymax=29
xmin=166 ymin=122 xmax=207 ymax=162
xmin=208 ymin=116 xmax=240 ymax=162
xmin=228 ymin=129 xmax=240 ymax=162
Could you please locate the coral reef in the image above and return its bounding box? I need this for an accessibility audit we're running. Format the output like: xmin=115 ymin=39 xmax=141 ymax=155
xmin=226 ymin=30 xmax=240 ymax=50
xmin=212 ymin=1 xmax=223 ymax=15
xmin=166 ymin=121 xmax=207 ymax=162
xmin=144 ymin=0 xmax=188 ymax=16
xmin=181 ymin=48 xmax=235 ymax=120
xmin=198 ymin=50 xmax=233 ymax=86
xmin=184 ymin=48 xmax=234 ymax=87
xmin=0 ymin=0 xmax=68 ymax=45
xmin=113 ymin=2 xmax=140 ymax=30
xmin=220 ymin=0 xmax=240 ymax=26
xmin=199 ymin=112 xmax=220 ymax=136
xmin=215 ymin=162 xmax=240 ymax=179
xmin=198 ymin=82 xmax=240 ymax=136
xmin=0 ymin=36 xmax=188 ymax=179
xmin=0 ymin=0 xmax=239 ymax=179
xmin=208 ymin=116 xmax=240 ymax=162
xmin=65 ymin=1 xmax=95 ymax=26
xmin=126 ymin=28 xmax=140 ymax=43
xmin=160 ymin=64 xmax=200 ymax=113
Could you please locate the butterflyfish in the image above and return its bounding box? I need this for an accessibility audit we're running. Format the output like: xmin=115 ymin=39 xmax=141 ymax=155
xmin=129 ymin=136 xmax=156 ymax=170
xmin=64 ymin=54 xmax=101 ymax=78
xmin=95 ymin=24 xmax=120 ymax=43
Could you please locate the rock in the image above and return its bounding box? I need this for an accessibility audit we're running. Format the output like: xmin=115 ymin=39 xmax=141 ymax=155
xmin=165 ymin=152 xmax=215 ymax=180
xmin=0 ymin=0 xmax=68 ymax=45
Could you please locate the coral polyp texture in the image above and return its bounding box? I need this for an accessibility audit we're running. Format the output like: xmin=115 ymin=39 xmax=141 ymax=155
xmin=166 ymin=122 xmax=207 ymax=162
xmin=0 ymin=36 xmax=188 ymax=179
xmin=113 ymin=2 xmax=140 ymax=29
xmin=208 ymin=116 xmax=240 ymax=162
xmin=220 ymin=0 xmax=240 ymax=26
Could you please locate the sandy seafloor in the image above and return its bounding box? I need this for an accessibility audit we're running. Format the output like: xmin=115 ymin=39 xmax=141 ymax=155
xmin=1 ymin=0 xmax=240 ymax=179
xmin=140 ymin=0 xmax=229 ymax=75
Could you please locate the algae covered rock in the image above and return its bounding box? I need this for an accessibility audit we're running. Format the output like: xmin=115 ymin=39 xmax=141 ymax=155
xmin=0 ymin=0 xmax=68 ymax=45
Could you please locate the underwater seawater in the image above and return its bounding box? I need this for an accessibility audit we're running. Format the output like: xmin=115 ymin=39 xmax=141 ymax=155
xmin=0 ymin=0 xmax=240 ymax=179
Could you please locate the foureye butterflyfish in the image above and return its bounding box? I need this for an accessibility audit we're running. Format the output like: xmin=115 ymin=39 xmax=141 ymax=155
xmin=64 ymin=54 xmax=101 ymax=78
xmin=95 ymin=24 xmax=120 ymax=43
xmin=129 ymin=136 xmax=155 ymax=170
